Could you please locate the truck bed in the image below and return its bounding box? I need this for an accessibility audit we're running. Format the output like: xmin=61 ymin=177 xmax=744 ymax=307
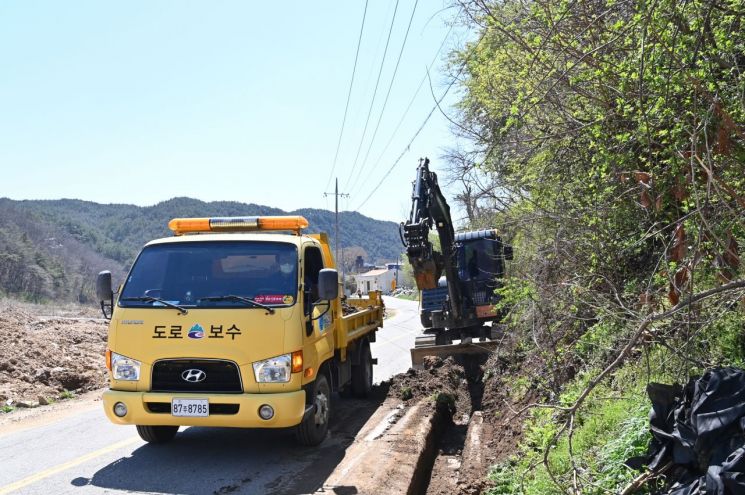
xmin=336 ymin=291 xmax=384 ymax=351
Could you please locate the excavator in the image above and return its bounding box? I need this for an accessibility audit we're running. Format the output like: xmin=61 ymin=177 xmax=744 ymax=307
xmin=401 ymin=157 xmax=513 ymax=366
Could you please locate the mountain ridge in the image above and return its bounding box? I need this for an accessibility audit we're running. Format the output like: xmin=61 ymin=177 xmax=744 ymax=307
xmin=0 ymin=197 xmax=402 ymax=302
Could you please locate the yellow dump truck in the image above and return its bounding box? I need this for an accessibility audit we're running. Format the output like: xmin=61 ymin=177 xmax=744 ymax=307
xmin=95 ymin=215 xmax=384 ymax=446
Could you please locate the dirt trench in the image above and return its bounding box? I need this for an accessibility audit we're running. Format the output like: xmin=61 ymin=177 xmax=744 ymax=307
xmin=421 ymin=355 xmax=488 ymax=495
xmin=383 ymin=345 xmax=537 ymax=495
xmin=384 ymin=355 xmax=488 ymax=494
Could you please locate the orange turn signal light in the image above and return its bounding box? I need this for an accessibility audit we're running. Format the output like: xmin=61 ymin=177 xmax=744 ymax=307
xmin=105 ymin=349 xmax=112 ymax=371
xmin=291 ymin=351 xmax=303 ymax=373
xmin=304 ymin=367 xmax=314 ymax=378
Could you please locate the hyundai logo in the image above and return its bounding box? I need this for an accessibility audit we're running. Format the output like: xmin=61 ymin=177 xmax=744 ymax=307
xmin=181 ymin=369 xmax=207 ymax=383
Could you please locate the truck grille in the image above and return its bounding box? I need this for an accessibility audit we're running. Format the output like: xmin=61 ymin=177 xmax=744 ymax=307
xmin=151 ymin=359 xmax=243 ymax=393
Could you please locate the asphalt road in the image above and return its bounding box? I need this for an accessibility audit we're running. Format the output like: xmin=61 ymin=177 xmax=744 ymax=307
xmin=371 ymin=295 xmax=421 ymax=383
xmin=0 ymin=296 xmax=420 ymax=495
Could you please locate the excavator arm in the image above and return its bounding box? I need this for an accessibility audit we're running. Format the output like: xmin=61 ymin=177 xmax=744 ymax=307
xmin=400 ymin=158 xmax=463 ymax=322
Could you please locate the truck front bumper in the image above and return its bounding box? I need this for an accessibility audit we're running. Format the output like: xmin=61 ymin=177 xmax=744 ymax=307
xmin=102 ymin=389 xmax=307 ymax=428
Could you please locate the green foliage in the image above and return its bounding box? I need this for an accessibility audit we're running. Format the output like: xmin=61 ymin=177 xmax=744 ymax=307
xmin=397 ymin=253 xmax=417 ymax=289
xmin=495 ymin=278 xmax=537 ymax=321
xmin=453 ymin=0 xmax=745 ymax=493
xmin=454 ymin=0 xmax=745 ymax=314
xmin=59 ymin=389 xmax=76 ymax=400
xmin=487 ymin=376 xmax=651 ymax=495
xmin=1 ymin=405 xmax=14 ymax=414
xmin=510 ymin=376 xmax=532 ymax=401
xmin=574 ymin=320 xmax=628 ymax=367
xmin=680 ymin=310 xmax=745 ymax=370
xmin=394 ymin=292 xmax=419 ymax=301
xmin=450 ymin=0 xmax=744 ymax=491
xmin=432 ymin=391 xmax=456 ymax=413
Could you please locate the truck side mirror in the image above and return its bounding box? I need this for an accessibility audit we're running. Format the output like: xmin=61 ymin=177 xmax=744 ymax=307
xmin=504 ymin=245 xmax=514 ymax=261
xmin=317 ymin=269 xmax=339 ymax=301
xmin=96 ymin=270 xmax=114 ymax=319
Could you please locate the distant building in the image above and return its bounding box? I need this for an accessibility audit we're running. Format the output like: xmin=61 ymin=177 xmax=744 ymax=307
xmin=354 ymin=266 xmax=398 ymax=294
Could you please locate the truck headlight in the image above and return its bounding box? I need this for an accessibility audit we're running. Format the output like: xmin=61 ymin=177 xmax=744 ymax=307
xmin=111 ymin=352 xmax=141 ymax=381
xmin=253 ymin=354 xmax=291 ymax=383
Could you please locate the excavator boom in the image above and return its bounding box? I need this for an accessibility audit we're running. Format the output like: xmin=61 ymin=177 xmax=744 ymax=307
xmin=401 ymin=158 xmax=463 ymax=319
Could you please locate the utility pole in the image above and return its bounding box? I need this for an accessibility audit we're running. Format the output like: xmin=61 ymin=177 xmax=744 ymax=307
xmin=324 ymin=178 xmax=349 ymax=289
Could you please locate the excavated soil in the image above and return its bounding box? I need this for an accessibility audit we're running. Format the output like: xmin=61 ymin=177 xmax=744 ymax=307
xmin=382 ymin=331 xmax=546 ymax=495
xmin=387 ymin=356 xmax=474 ymax=415
xmin=0 ymin=303 xmax=108 ymax=406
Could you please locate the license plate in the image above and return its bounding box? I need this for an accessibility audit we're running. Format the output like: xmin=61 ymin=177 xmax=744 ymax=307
xmin=171 ymin=398 xmax=209 ymax=417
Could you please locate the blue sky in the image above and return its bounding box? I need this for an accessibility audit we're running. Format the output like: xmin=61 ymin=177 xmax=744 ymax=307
xmin=0 ymin=1 xmax=471 ymax=223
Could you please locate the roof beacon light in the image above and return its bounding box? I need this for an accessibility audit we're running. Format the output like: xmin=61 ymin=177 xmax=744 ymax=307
xmin=168 ymin=215 xmax=309 ymax=235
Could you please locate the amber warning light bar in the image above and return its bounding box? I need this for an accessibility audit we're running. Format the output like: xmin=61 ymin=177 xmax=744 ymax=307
xmin=168 ymin=216 xmax=309 ymax=235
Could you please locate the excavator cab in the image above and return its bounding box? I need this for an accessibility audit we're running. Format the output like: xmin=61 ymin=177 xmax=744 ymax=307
xmin=420 ymin=229 xmax=512 ymax=331
xmin=457 ymin=230 xmax=509 ymax=315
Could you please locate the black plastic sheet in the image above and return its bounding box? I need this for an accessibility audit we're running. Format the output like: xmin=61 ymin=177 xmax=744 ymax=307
xmin=627 ymin=367 xmax=745 ymax=494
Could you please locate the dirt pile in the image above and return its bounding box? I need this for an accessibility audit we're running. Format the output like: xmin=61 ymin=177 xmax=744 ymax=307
xmin=388 ymin=356 xmax=473 ymax=415
xmin=0 ymin=305 xmax=108 ymax=406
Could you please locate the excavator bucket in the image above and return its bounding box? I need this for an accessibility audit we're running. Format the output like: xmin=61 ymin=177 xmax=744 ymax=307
xmin=410 ymin=325 xmax=505 ymax=368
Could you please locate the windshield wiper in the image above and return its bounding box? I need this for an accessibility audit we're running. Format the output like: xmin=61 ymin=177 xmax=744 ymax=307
xmin=198 ymin=295 xmax=276 ymax=315
xmin=120 ymin=296 xmax=188 ymax=315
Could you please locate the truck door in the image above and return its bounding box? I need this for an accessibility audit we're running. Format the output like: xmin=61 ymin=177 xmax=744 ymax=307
xmin=302 ymin=245 xmax=334 ymax=371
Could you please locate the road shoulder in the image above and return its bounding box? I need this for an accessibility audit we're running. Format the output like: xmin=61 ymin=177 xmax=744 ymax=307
xmin=0 ymin=389 xmax=103 ymax=437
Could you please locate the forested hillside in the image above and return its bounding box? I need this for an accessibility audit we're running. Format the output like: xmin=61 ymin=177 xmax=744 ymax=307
xmin=444 ymin=0 xmax=745 ymax=492
xmin=0 ymin=197 xmax=401 ymax=302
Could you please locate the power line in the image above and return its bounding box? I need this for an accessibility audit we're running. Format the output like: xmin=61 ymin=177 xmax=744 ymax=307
xmin=347 ymin=0 xmax=420 ymax=195
xmin=324 ymin=0 xmax=370 ymax=192
xmin=343 ymin=0 xmax=401 ymax=190
xmin=352 ymin=100 xmax=441 ymax=212
xmin=353 ymin=34 xmax=482 ymax=211
xmin=350 ymin=19 xmax=455 ymax=197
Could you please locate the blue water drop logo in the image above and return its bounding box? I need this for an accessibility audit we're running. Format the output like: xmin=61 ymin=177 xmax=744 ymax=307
xmin=188 ymin=324 xmax=204 ymax=339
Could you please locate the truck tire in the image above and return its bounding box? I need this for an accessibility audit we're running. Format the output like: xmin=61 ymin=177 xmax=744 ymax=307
xmin=295 ymin=373 xmax=331 ymax=446
xmin=351 ymin=341 xmax=373 ymax=398
xmin=136 ymin=425 xmax=179 ymax=444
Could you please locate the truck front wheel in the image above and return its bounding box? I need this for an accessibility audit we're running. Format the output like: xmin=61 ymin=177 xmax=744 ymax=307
xmin=136 ymin=425 xmax=179 ymax=444
xmin=295 ymin=373 xmax=331 ymax=446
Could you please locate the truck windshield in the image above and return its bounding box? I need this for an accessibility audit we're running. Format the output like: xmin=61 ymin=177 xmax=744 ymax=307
xmin=119 ymin=241 xmax=298 ymax=309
